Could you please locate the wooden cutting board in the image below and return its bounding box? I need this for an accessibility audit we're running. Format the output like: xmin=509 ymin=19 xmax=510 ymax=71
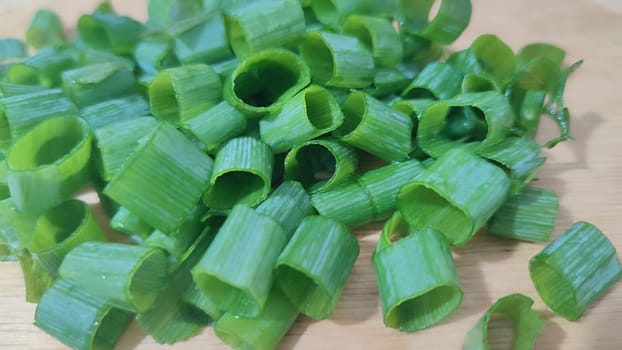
xmin=1 ymin=0 xmax=621 ymax=349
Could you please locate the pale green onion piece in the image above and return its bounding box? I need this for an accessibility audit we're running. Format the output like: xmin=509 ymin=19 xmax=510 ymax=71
xmin=488 ymin=186 xmax=558 ymax=242
xmin=110 ymin=206 xmax=153 ymax=241
xmin=224 ymin=48 xmax=311 ymax=116
xmin=172 ymin=12 xmax=233 ymax=65
xmin=260 ymin=85 xmax=344 ymax=153
xmin=26 ymin=9 xmax=64 ymax=50
xmin=399 ymin=0 xmax=471 ymax=45
xmin=300 ymin=31 xmax=374 ymax=88
xmin=275 ymin=215 xmax=358 ymax=319
xmin=77 ymin=48 xmax=135 ymax=71
xmin=104 ymin=122 xmax=213 ymax=234
xmin=402 ymin=62 xmax=463 ymax=100
xmin=311 ymin=180 xmax=374 ymax=228
xmin=343 ymin=15 xmax=402 ymax=68
xmin=417 ymin=91 xmax=515 ymax=158
xmin=29 ymin=199 xmax=107 ymax=275
xmin=79 ymin=94 xmax=150 ymax=130
xmin=35 ymin=279 xmax=134 ymax=350
xmin=182 ymin=100 xmax=247 ymax=154
xmin=78 ymin=13 xmax=143 ymax=55
xmin=255 ymin=181 xmax=314 ymax=237
xmin=6 ymin=48 xmax=74 ymax=87
xmin=373 ymin=212 xmax=463 ymax=332
xmin=214 ymin=287 xmax=299 ymax=350
xmin=464 ymin=294 xmax=545 ymax=350
xmin=334 ymin=91 xmax=412 ymax=162
xmin=0 ymin=82 xmax=47 ymax=97
xmin=62 ymin=62 xmax=136 ymax=108
xmin=192 ymin=204 xmax=287 ymax=317
xmin=149 ymin=64 xmax=222 ymax=123
xmin=19 ymin=250 xmax=56 ymax=303
xmin=225 ymin=0 xmax=306 ymax=58
xmin=134 ymin=39 xmax=178 ymax=75
xmin=310 ymin=0 xmax=369 ymax=27
xmin=0 ymin=38 xmax=27 ymax=62
xmin=398 ymin=148 xmax=510 ymax=246
xmin=203 ymin=137 xmax=273 ymax=209
xmin=283 ymin=137 xmax=358 ymax=193
xmin=7 ymin=116 xmax=92 ymax=216
xmin=182 ymin=281 xmax=224 ymax=321
xmin=529 ymin=221 xmax=622 ymax=321
xmin=461 ymin=73 xmax=498 ymax=93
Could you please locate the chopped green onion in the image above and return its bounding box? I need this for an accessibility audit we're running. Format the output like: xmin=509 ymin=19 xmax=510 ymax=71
xmin=7 ymin=116 xmax=92 ymax=216
xmin=0 ymin=38 xmax=27 ymax=62
xmin=310 ymin=0 xmax=369 ymax=27
xmin=0 ymin=82 xmax=47 ymax=97
xmin=402 ymin=62 xmax=463 ymax=100
xmin=79 ymin=94 xmax=150 ymax=130
xmin=461 ymin=73 xmax=497 ymax=93
xmin=518 ymin=43 xmax=565 ymax=67
xmin=343 ymin=15 xmax=403 ymax=68
xmin=6 ymin=48 xmax=74 ymax=87
xmin=78 ymin=13 xmax=144 ymax=55
xmin=76 ymin=47 xmax=135 ymax=70
xmin=310 ymin=180 xmax=374 ymax=228
xmin=110 ymin=206 xmax=153 ymax=241
xmin=511 ymin=89 xmax=547 ymax=139
xmin=364 ymin=67 xmax=411 ymax=98
xmin=18 ymin=250 xmax=56 ymax=303
xmin=203 ymin=137 xmax=273 ymax=209
xmin=171 ymin=12 xmax=233 ymax=65
xmin=275 ymin=215 xmax=358 ymax=319
xmin=26 ymin=9 xmax=64 ymax=50
xmin=211 ymin=57 xmax=241 ymax=80
xmin=134 ymin=38 xmax=178 ymax=75
xmin=529 ymin=221 xmax=622 ymax=321
xmin=373 ymin=211 xmax=463 ymax=332
xmin=398 ymin=148 xmax=510 ymax=246
xmin=542 ymin=60 xmax=582 ymax=148
xmin=62 ymin=62 xmax=136 ymax=108
xmin=255 ymin=181 xmax=314 ymax=236
xmin=260 ymin=85 xmax=344 ymax=153
xmin=399 ymin=0 xmax=472 ymax=45
xmin=182 ymin=100 xmax=247 ymax=154
xmin=464 ymin=294 xmax=545 ymax=350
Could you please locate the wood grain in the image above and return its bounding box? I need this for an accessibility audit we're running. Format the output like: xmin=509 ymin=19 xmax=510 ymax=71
xmin=1 ymin=0 xmax=621 ymax=349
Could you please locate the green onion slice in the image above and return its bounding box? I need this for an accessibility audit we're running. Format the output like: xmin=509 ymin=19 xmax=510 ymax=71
xmin=109 ymin=206 xmax=153 ymax=241
xmin=172 ymin=12 xmax=233 ymax=65
xmin=0 ymin=38 xmax=27 ymax=62
xmin=364 ymin=67 xmax=411 ymax=98
xmin=62 ymin=62 xmax=136 ymax=108
xmin=6 ymin=48 xmax=74 ymax=87
xmin=0 ymin=82 xmax=47 ymax=98
xmin=134 ymin=38 xmax=179 ymax=76
xmin=529 ymin=221 xmax=622 ymax=321
xmin=311 ymin=180 xmax=374 ymax=228
xmin=542 ymin=60 xmax=582 ymax=148
xmin=182 ymin=100 xmax=247 ymax=154
xmin=399 ymin=0 xmax=472 ymax=45
xmin=343 ymin=15 xmax=403 ymax=68
xmin=402 ymin=62 xmax=463 ymax=100
xmin=255 ymin=181 xmax=314 ymax=237
xmin=310 ymin=0 xmax=369 ymax=27
xmin=78 ymin=13 xmax=143 ymax=55
xmin=26 ymin=9 xmax=64 ymax=50
xmin=79 ymin=94 xmax=150 ymax=130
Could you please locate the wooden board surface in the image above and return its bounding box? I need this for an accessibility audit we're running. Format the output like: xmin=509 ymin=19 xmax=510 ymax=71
xmin=1 ymin=0 xmax=621 ymax=349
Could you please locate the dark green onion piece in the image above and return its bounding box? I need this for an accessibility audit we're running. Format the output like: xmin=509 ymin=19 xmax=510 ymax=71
xmin=343 ymin=15 xmax=402 ymax=68
xmin=192 ymin=204 xmax=287 ymax=317
xmin=29 ymin=199 xmax=107 ymax=275
xmin=392 ymin=98 xmax=436 ymax=157
xmin=542 ymin=60 xmax=582 ymax=148
xmin=104 ymin=122 xmax=213 ymax=234
xmin=0 ymin=38 xmax=26 ymax=62
xmin=0 ymin=82 xmax=47 ymax=97
xmin=134 ymin=39 xmax=178 ymax=76
xmin=78 ymin=13 xmax=143 ymax=55
xmin=512 ymin=89 xmax=547 ymax=139
xmin=399 ymin=0 xmax=471 ymax=45
xmin=255 ymin=181 xmax=314 ymax=237
xmin=203 ymin=137 xmax=273 ymax=209
xmin=7 ymin=116 xmax=91 ymax=216
xmin=35 ymin=278 xmax=133 ymax=350
xmin=373 ymin=211 xmax=463 ymax=332
xmin=417 ymin=91 xmax=515 ymax=158
xmin=300 ymin=31 xmax=374 ymax=89
xmin=182 ymin=100 xmax=247 ymax=154
xmin=26 ymin=9 xmax=64 ymax=50
xmin=310 ymin=180 xmax=373 ymax=228
xmin=62 ymin=62 xmax=136 ymax=108
xmin=225 ymin=0 xmax=306 ymax=58
xmin=529 ymin=221 xmax=622 ymax=321
xmin=310 ymin=0 xmax=369 ymax=27
xmin=464 ymin=294 xmax=545 ymax=350
xmin=398 ymin=148 xmax=510 ymax=246
xmin=364 ymin=67 xmax=411 ymax=98
xmin=402 ymin=62 xmax=463 ymax=100
xmin=275 ymin=215 xmax=358 ymax=319
xmin=519 ymin=43 xmax=566 ymax=67
xmin=214 ymin=287 xmax=299 ymax=350
xmin=283 ymin=137 xmax=358 ymax=193
xmin=260 ymin=85 xmax=344 ymax=153
xmin=79 ymin=94 xmax=150 ymax=130
xmin=6 ymin=48 xmax=74 ymax=87
xmin=171 ymin=12 xmax=233 ymax=65
xmin=110 ymin=206 xmax=153 ymax=241
xmin=334 ymin=91 xmax=412 ymax=162
xmin=488 ymin=186 xmax=558 ymax=243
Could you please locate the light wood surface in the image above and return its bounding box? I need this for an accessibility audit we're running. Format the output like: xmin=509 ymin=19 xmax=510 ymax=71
xmin=1 ymin=0 xmax=621 ymax=349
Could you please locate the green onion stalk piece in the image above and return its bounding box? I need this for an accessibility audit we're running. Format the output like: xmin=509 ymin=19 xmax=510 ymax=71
xmin=0 ymin=38 xmax=26 ymax=62
xmin=283 ymin=137 xmax=358 ymax=193
xmin=529 ymin=221 xmax=622 ymax=321
xmin=78 ymin=13 xmax=144 ymax=55
xmin=0 ymin=159 xmax=9 ymax=201
xmin=364 ymin=67 xmax=411 ymax=98
xmin=62 ymin=62 xmax=136 ymax=108
xmin=29 ymin=199 xmax=107 ymax=276
xmin=224 ymin=48 xmax=311 ymax=116
xmin=312 ymin=159 xmax=425 ymax=228
xmin=214 ymin=287 xmax=299 ymax=350
xmin=0 ymin=82 xmax=47 ymax=98
xmin=225 ymin=0 xmax=306 ymax=58
xmin=398 ymin=148 xmax=510 ymax=246
xmin=334 ymin=91 xmax=412 ymax=162
xmin=310 ymin=0 xmax=369 ymax=27
xmin=110 ymin=206 xmax=153 ymax=241
xmin=464 ymin=294 xmax=545 ymax=350
xmin=35 ymin=279 xmax=134 ymax=350
xmin=461 ymin=73 xmax=498 ymax=93
xmin=399 ymin=0 xmax=472 ymax=45
xmin=1 ymin=88 xmax=77 ymax=141
xmin=59 ymin=242 xmax=167 ymax=313
xmin=373 ymin=211 xmax=463 ymax=332
xmin=93 ymin=117 xmax=158 ymax=182
xmin=79 ymin=94 xmax=150 ymax=130
xmin=6 ymin=48 xmax=75 ymax=87
xmin=401 ymin=33 xmax=444 ymax=65
xmin=104 ymin=122 xmax=214 ymax=234
xmin=254 ymin=181 xmax=315 ymax=236
xmin=203 ymin=137 xmax=272 ymax=209
xmin=515 ymin=42 xmax=565 ymax=91
xmin=402 ymin=62 xmax=463 ymax=100
xmin=134 ymin=38 xmax=179 ymax=76
xmin=275 ymin=215 xmax=359 ymax=319
xmin=392 ymin=98 xmax=436 ymax=157
xmin=542 ymin=60 xmax=582 ymax=148
xmin=448 ymin=34 xmax=516 ymax=91
xmin=7 ymin=116 xmax=92 ymax=217
xmin=343 ymin=15 xmax=403 ymax=68
xmin=182 ymin=100 xmax=247 ymax=154
xmin=487 ymin=186 xmax=558 ymax=243
xmin=76 ymin=47 xmax=135 ymax=71
xmin=26 ymin=9 xmax=64 ymax=50
xmin=19 ymin=250 xmax=56 ymax=303
xmin=149 ymin=64 xmax=222 ymax=123
xmin=171 ymin=12 xmax=233 ymax=65
xmin=417 ymin=91 xmax=515 ymax=159
xmin=509 ymin=89 xmax=547 ymax=140
xmin=260 ymin=85 xmax=344 ymax=153
xmin=211 ymin=57 xmax=241 ymax=80
xmin=300 ymin=31 xmax=374 ymax=89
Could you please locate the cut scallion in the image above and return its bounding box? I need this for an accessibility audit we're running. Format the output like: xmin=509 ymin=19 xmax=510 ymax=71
xmin=26 ymin=9 xmax=64 ymax=50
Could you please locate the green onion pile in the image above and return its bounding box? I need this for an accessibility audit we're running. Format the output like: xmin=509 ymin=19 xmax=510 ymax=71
xmin=0 ymin=0 xmax=620 ymax=349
